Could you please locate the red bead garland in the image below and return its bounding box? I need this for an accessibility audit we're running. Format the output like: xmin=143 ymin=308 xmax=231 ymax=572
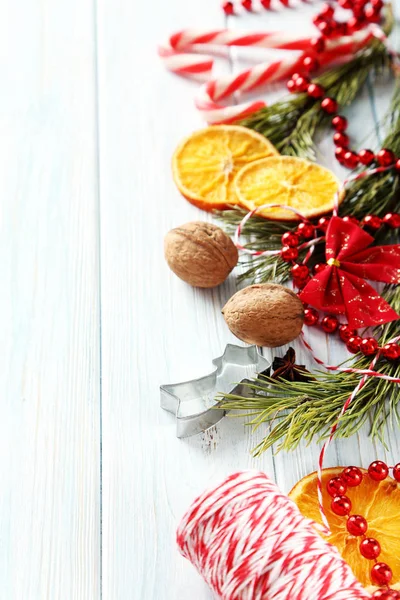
xmin=326 ymin=462 xmax=400 ymax=593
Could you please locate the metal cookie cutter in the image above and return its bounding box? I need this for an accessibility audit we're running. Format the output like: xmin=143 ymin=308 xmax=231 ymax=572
xmin=160 ymin=344 xmax=270 ymax=438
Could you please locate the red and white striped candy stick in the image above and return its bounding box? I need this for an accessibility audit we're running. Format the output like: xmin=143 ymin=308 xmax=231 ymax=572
xmin=159 ymin=27 xmax=376 ymax=122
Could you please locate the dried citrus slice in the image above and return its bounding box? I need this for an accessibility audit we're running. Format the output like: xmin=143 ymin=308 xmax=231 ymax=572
xmin=172 ymin=125 xmax=278 ymax=212
xmin=235 ymin=156 xmax=341 ymax=220
xmin=289 ymin=468 xmax=400 ymax=591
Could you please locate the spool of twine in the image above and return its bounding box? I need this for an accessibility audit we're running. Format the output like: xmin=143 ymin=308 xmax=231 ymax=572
xmin=177 ymin=471 xmax=371 ymax=599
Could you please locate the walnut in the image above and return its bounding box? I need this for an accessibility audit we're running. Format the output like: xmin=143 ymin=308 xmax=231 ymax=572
xmin=164 ymin=222 xmax=238 ymax=288
xmin=222 ymin=283 xmax=304 ymax=347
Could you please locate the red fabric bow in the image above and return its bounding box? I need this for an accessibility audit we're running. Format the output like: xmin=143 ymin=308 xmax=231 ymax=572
xmin=300 ymin=216 xmax=400 ymax=328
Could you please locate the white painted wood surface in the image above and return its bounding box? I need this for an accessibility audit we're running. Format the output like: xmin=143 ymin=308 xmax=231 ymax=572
xmin=1 ymin=0 xmax=399 ymax=597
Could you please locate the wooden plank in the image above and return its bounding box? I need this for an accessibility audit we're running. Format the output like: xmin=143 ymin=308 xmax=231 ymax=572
xmin=0 ymin=1 xmax=100 ymax=597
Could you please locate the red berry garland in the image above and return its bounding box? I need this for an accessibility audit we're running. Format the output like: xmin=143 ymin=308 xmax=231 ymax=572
xmin=326 ymin=462 xmax=400 ymax=594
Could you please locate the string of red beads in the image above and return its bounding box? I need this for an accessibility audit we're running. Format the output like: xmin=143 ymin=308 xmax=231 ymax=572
xmin=279 ymin=214 xmax=400 ymax=355
xmin=284 ymin=0 xmax=397 ymax=170
xmin=326 ymin=463 xmax=400 ymax=597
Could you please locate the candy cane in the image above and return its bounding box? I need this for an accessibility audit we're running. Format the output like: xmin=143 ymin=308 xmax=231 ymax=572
xmin=159 ymin=27 xmax=376 ymax=122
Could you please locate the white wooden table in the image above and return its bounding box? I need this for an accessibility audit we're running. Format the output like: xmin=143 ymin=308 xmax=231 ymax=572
xmin=1 ymin=1 xmax=399 ymax=598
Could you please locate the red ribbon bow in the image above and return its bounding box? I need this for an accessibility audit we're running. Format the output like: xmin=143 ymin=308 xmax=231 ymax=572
xmin=300 ymin=216 xmax=400 ymax=328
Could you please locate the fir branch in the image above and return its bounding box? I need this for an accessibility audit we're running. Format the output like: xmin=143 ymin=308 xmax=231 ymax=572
xmin=217 ymin=79 xmax=400 ymax=284
xmin=240 ymin=6 xmax=394 ymax=160
xmin=218 ymin=285 xmax=400 ymax=454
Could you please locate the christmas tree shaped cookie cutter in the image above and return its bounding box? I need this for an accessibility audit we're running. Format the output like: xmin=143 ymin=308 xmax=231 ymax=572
xmin=160 ymin=344 xmax=270 ymax=438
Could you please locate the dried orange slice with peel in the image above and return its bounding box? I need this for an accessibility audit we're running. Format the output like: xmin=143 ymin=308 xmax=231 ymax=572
xmin=172 ymin=125 xmax=278 ymax=212
xmin=235 ymin=156 xmax=341 ymax=221
xmin=289 ymin=468 xmax=400 ymax=591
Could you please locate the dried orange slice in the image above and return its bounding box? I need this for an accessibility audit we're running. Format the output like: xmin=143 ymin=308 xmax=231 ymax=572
xmin=235 ymin=156 xmax=341 ymax=220
xmin=172 ymin=125 xmax=278 ymax=212
xmin=289 ymin=468 xmax=400 ymax=591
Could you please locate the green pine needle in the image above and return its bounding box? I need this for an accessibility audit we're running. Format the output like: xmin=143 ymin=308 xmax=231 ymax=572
xmin=218 ymin=286 xmax=400 ymax=455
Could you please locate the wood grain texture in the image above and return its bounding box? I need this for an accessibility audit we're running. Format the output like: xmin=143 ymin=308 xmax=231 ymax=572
xmin=98 ymin=1 xmax=400 ymax=599
xmin=0 ymin=1 xmax=100 ymax=598
xmin=2 ymin=0 xmax=399 ymax=598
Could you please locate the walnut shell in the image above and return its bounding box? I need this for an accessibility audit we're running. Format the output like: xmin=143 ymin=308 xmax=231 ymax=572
xmin=222 ymin=283 xmax=304 ymax=347
xmin=164 ymin=221 xmax=238 ymax=288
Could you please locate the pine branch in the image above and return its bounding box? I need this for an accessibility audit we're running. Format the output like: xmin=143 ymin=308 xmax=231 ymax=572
xmin=240 ymin=6 xmax=394 ymax=160
xmin=217 ymin=79 xmax=400 ymax=284
xmin=218 ymin=285 xmax=400 ymax=455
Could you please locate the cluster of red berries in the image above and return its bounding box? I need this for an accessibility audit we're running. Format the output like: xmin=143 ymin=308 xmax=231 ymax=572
xmin=222 ymin=0 xmax=278 ymax=15
xmin=326 ymin=462 xmax=400 ymax=597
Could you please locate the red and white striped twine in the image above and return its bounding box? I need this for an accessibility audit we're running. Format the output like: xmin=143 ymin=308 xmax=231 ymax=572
xmin=159 ymin=28 xmax=375 ymax=123
xmin=177 ymin=470 xmax=371 ymax=599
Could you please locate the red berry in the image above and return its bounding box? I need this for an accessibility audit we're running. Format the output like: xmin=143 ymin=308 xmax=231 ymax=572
xmin=359 ymin=337 xmax=379 ymax=356
xmin=393 ymin=463 xmax=400 ymax=482
xmin=318 ymin=21 xmax=334 ymax=37
xmin=382 ymin=343 xmax=400 ymax=361
xmin=338 ymin=0 xmax=352 ymax=7
xmin=294 ymin=275 xmax=310 ymax=289
xmin=360 ymin=537 xmax=381 ymax=560
xmin=291 ymin=263 xmax=309 ymax=281
xmin=383 ymin=213 xmax=400 ymax=228
xmin=338 ymin=324 xmax=357 ymax=343
xmin=331 ymin=495 xmax=352 ymax=516
xmin=304 ymin=307 xmax=319 ymax=326
xmin=317 ymin=217 xmax=330 ymax=232
xmin=295 ymin=75 xmax=310 ymax=92
xmin=241 ymin=0 xmax=252 ymax=9
xmin=333 ymin=132 xmax=349 ymax=147
xmin=346 ymin=335 xmax=363 ymax=353
xmin=222 ymin=1 xmax=235 ymax=14
xmin=363 ymin=214 xmax=382 ymax=230
xmin=342 ymin=466 xmax=363 ymax=487
xmin=308 ymin=83 xmax=325 ymax=99
xmin=310 ymin=37 xmax=326 ymax=53
xmin=302 ymin=56 xmax=320 ymax=73
xmin=287 ymin=79 xmax=297 ymax=93
xmin=261 ymin=0 xmax=271 ymax=8
xmin=377 ymin=148 xmax=396 ymax=167
xmin=321 ymin=97 xmax=338 ymax=114
xmin=320 ymin=3 xmax=335 ymax=18
xmin=321 ymin=315 xmax=339 ymax=333
xmin=281 ymin=246 xmax=298 ymax=261
xmin=368 ymin=460 xmax=389 ymax=481
xmin=291 ymin=72 xmax=301 ymax=81
xmin=352 ymin=4 xmax=365 ymax=19
xmin=342 ymin=215 xmax=359 ymax=226
xmin=313 ymin=263 xmax=327 ymax=274
xmin=365 ymin=6 xmax=381 ymax=22
xmin=327 ymin=476 xmax=347 ymax=497
xmin=395 ymin=158 xmax=400 ymax=172
xmin=358 ymin=148 xmax=375 ymax=165
xmin=347 ymin=514 xmax=368 ymax=536
xmin=343 ymin=150 xmax=360 ymax=169
xmin=371 ymin=0 xmax=383 ymax=9
xmin=313 ymin=13 xmax=325 ymax=25
xmin=347 ymin=16 xmax=364 ymax=31
xmin=279 ymin=0 xmax=290 ymax=6
xmin=371 ymin=562 xmax=392 ymax=586
xmin=296 ymin=222 xmax=314 ymax=239
xmin=332 ymin=115 xmax=348 ymax=132
xmin=282 ymin=232 xmax=300 ymax=247
xmin=336 ymin=22 xmax=349 ymax=36
xmin=335 ymin=147 xmax=346 ymax=163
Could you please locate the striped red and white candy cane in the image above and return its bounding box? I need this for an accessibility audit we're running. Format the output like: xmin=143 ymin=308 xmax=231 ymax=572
xmin=159 ymin=27 xmax=376 ymax=123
